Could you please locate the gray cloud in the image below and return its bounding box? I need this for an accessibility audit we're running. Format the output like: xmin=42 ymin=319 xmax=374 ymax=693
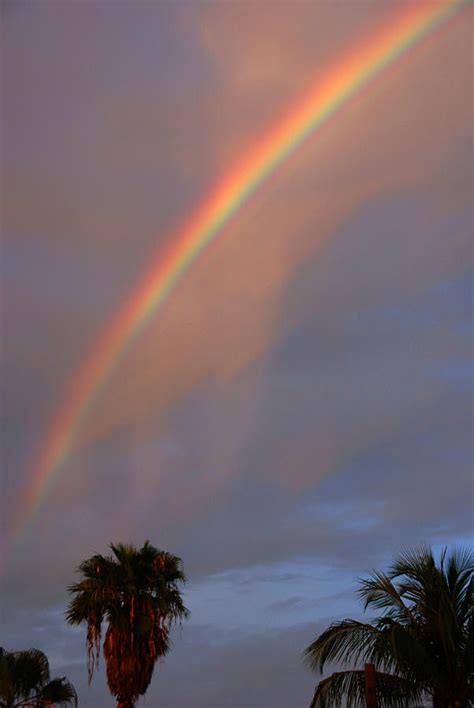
xmin=2 ymin=2 xmax=472 ymax=707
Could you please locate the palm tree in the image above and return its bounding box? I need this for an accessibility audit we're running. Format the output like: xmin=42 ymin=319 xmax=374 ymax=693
xmin=66 ymin=541 xmax=189 ymax=708
xmin=0 ymin=647 xmax=77 ymax=707
xmin=304 ymin=546 xmax=474 ymax=707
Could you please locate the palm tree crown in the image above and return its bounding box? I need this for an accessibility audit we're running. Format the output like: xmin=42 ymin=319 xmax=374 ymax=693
xmin=0 ymin=647 xmax=77 ymax=708
xmin=66 ymin=540 xmax=189 ymax=708
xmin=304 ymin=546 xmax=474 ymax=707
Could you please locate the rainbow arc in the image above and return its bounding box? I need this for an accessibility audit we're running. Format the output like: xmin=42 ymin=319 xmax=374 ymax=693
xmin=13 ymin=0 xmax=467 ymax=550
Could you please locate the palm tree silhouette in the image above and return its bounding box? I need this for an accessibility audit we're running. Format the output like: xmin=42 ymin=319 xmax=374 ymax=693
xmin=66 ymin=541 xmax=189 ymax=707
xmin=0 ymin=647 xmax=77 ymax=707
xmin=305 ymin=547 xmax=473 ymax=707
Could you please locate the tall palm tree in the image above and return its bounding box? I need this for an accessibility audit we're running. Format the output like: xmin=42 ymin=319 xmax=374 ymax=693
xmin=0 ymin=647 xmax=77 ymax=708
xmin=304 ymin=546 xmax=474 ymax=707
xmin=66 ymin=541 xmax=189 ymax=708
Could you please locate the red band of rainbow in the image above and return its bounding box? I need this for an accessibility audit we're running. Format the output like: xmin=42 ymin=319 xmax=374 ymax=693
xmin=11 ymin=0 xmax=468 ymax=554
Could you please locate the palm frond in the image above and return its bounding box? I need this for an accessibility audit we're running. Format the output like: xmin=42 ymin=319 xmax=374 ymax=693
xmin=445 ymin=547 xmax=474 ymax=623
xmin=37 ymin=677 xmax=78 ymax=707
xmin=357 ymin=570 xmax=414 ymax=623
xmin=386 ymin=619 xmax=437 ymax=685
xmin=310 ymin=669 xmax=423 ymax=708
xmin=0 ymin=649 xmax=76 ymax=707
xmin=2 ymin=649 xmax=50 ymax=701
xmin=66 ymin=540 xmax=189 ymax=703
xmin=304 ymin=545 xmax=474 ymax=707
xmin=304 ymin=619 xmax=396 ymax=674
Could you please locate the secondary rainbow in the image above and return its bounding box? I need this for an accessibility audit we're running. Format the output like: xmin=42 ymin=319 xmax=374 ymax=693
xmin=14 ymin=0 xmax=468 ymax=545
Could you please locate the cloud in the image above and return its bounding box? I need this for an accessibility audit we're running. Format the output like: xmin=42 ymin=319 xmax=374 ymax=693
xmin=2 ymin=3 xmax=472 ymax=707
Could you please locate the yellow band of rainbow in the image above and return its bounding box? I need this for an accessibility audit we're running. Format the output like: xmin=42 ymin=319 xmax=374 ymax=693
xmin=12 ymin=0 xmax=468 ymax=552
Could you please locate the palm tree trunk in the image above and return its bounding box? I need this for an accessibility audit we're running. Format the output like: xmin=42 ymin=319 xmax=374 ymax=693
xmin=364 ymin=664 xmax=378 ymax=708
xmin=117 ymin=701 xmax=134 ymax=708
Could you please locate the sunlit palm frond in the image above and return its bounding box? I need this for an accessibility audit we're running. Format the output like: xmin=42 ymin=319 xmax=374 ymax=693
xmin=66 ymin=540 xmax=189 ymax=706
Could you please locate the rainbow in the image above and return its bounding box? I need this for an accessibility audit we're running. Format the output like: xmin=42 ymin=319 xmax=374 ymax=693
xmin=14 ymin=0 xmax=467 ymax=546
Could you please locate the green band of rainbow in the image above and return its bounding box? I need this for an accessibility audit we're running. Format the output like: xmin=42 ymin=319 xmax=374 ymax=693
xmin=12 ymin=0 xmax=468 ymax=551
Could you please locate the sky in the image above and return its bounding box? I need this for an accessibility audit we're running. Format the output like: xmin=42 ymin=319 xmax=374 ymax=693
xmin=1 ymin=1 xmax=473 ymax=706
